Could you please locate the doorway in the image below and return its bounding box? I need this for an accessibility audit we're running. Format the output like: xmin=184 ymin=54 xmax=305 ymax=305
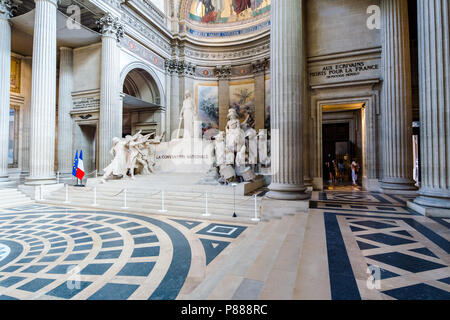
xmin=322 ymin=104 xmax=364 ymax=190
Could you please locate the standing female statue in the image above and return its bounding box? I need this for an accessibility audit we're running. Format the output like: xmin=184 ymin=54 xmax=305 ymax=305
xmin=179 ymin=91 xmax=197 ymax=139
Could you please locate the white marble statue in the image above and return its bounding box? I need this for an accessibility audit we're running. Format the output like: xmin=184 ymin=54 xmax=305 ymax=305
xmin=101 ymin=134 xmax=136 ymax=183
xmin=179 ymin=90 xmax=197 ymax=139
xmin=127 ymin=133 xmax=153 ymax=179
xmin=246 ymin=128 xmax=258 ymax=165
xmin=258 ymin=129 xmax=269 ymax=165
xmin=225 ymin=108 xmax=247 ymax=153
xmin=235 ymin=145 xmax=246 ymax=167
xmin=214 ymin=132 xmax=226 ymax=166
xmin=225 ymin=146 xmax=235 ymax=165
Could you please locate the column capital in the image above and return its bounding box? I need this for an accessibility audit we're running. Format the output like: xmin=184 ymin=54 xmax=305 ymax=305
xmin=97 ymin=13 xmax=124 ymax=42
xmin=0 ymin=0 xmax=17 ymax=19
xmin=251 ymin=58 xmax=269 ymax=75
xmin=215 ymin=65 xmax=231 ymax=80
xmin=165 ymin=59 xmax=196 ymax=76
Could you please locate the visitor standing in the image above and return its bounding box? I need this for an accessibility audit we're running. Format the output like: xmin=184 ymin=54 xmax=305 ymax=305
xmin=351 ymin=160 xmax=360 ymax=187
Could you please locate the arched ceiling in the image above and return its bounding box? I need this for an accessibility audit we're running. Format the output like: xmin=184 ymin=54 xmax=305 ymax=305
xmin=179 ymin=0 xmax=271 ymax=43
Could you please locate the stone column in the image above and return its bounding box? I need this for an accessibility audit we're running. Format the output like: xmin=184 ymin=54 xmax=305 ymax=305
xmin=97 ymin=14 xmax=123 ymax=173
xmin=266 ymin=0 xmax=309 ymax=200
xmin=165 ymin=60 xmax=179 ymax=139
xmin=57 ymin=47 xmax=74 ymax=177
xmin=411 ymin=0 xmax=450 ymax=215
xmin=26 ymin=0 xmax=58 ymax=185
xmin=20 ymin=57 xmax=32 ymax=176
xmin=0 ymin=0 xmax=13 ymax=184
xmin=215 ymin=65 xmax=231 ymax=131
xmin=252 ymin=59 xmax=267 ymax=130
xmin=380 ymin=0 xmax=417 ymax=192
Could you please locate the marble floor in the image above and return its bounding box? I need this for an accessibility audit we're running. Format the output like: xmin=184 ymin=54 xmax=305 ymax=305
xmin=0 ymin=190 xmax=449 ymax=300
xmin=304 ymin=191 xmax=450 ymax=300
xmin=0 ymin=204 xmax=250 ymax=300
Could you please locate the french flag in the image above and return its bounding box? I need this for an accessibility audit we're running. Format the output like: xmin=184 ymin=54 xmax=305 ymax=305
xmin=76 ymin=150 xmax=85 ymax=180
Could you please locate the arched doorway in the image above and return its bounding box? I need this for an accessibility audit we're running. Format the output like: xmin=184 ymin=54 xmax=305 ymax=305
xmin=121 ymin=68 xmax=163 ymax=138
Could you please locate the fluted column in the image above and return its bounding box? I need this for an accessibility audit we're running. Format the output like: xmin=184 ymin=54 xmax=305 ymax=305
xmin=266 ymin=0 xmax=309 ymax=200
xmin=380 ymin=0 xmax=417 ymax=192
xmin=57 ymin=47 xmax=74 ymax=176
xmin=0 ymin=0 xmax=13 ymax=183
xmin=413 ymin=0 xmax=450 ymax=213
xmin=98 ymin=14 xmax=123 ymax=172
xmin=26 ymin=0 xmax=58 ymax=185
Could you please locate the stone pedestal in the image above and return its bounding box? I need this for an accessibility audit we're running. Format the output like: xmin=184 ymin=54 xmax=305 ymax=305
xmin=0 ymin=3 xmax=12 ymax=184
xmin=380 ymin=0 xmax=417 ymax=192
xmin=26 ymin=0 xmax=58 ymax=185
xmin=266 ymin=0 xmax=309 ymax=200
xmin=98 ymin=14 xmax=123 ymax=173
xmin=409 ymin=0 xmax=450 ymax=217
xmin=57 ymin=47 xmax=74 ymax=177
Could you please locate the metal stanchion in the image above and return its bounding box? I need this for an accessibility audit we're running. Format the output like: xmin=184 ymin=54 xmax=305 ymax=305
xmin=92 ymin=186 xmax=98 ymax=206
xmin=56 ymin=172 xmax=60 ymax=184
xmin=203 ymin=192 xmax=210 ymax=217
xmin=231 ymin=183 xmax=237 ymax=218
xmin=252 ymin=194 xmax=260 ymax=222
xmin=121 ymin=188 xmax=129 ymax=209
xmin=64 ymin=184 xmax=70 ymax=204
xmin=158 ymin=190 xmax=167 ymax=213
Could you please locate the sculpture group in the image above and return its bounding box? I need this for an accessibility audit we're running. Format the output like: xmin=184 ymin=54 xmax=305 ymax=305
xmin=100 ymin=91 xmax=270 ymax=186
xmin=213 ymin=108 xmax=270 ymax=184
xmin=101 ymin=131 xmax=165 ymax=183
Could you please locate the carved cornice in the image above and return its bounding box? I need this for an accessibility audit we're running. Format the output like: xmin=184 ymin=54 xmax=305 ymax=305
xmin=181 ymin=38 xmax=270 ymax=64
xmin=97 ymin=13 xmax=124 ymax=42
xmin=215 ymin=65 xmax=232 ymax=80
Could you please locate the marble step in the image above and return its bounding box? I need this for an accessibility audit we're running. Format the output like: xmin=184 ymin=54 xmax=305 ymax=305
xmin=186 ymin=213 xmax=309 ymax=300
xmin=0 ymin=188 xmax=33 ymax=207
xmin=181 ymin=216 xmax=274 ymax=300
xmin=77 ymin=185 xmax=254 ymax=202
xmin=45 ymin=191 xmax=256 ymax=215
xmin=208 ymin=215 xmax=295 ymax=300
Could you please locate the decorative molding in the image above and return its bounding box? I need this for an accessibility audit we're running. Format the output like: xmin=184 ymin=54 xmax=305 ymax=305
xmin=121 ymin=6 xmax=172 ymax=55
xmin=97 ymin=13 xmax=124 ymax=42
xmin=121 ymin=35 xmax=165 ymax=70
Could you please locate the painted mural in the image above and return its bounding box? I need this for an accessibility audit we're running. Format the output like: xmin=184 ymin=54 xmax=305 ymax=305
xmin=196 ymin=83 xmax=220 ymax=136
xmin=229 ymin=80 xmax=255 ymax=128
xmin=189 ymin=0 xmax=271 ymax=24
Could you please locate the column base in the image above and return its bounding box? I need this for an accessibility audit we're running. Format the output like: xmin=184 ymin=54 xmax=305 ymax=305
xmin=266 ymin=183 xmax=311 ymax=201
xmin=407 ymin=200 xmax=450 ymax=218
xmin=0 ymin=176 xmax=15 ymax=187
xmin=25 ymin=175 xmax=57 ymax=186
xmin=380 ymin=177 xmax=418 ymax=194
xmin=362 ymin=178 xmax=381 ymax=192
xmin=312 ymin=177 xmax=323 ymax=191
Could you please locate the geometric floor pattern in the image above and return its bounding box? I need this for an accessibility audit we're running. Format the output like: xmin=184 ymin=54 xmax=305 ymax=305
xmin=313 ymin=191 xmax=450 ymax=300
xmin=0 ymin=204 xmax=248 ymax=300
